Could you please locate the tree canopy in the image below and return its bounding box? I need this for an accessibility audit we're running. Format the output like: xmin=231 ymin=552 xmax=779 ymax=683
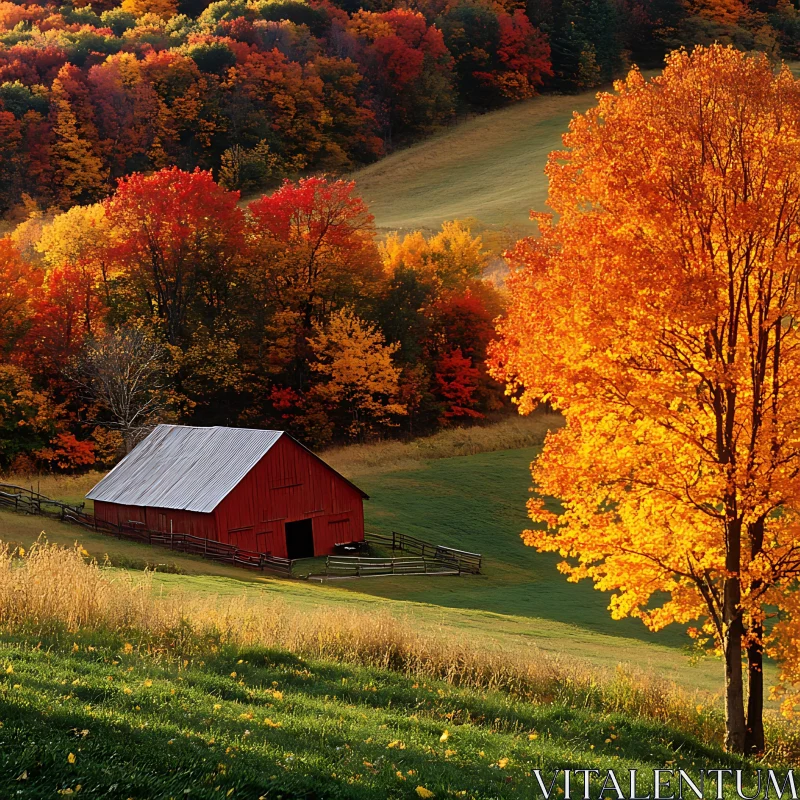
xmin=491 ymin=45 xmax=800 ymax=754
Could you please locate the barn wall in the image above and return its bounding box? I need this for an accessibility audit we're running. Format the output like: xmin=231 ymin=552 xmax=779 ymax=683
xmin=213 ymin=435 xmax=365 ymax=557
xmin=93 ymin=500 xmax=217 ymax=539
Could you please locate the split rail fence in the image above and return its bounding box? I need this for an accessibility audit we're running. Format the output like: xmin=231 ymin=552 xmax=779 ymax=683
xmin=320 ymin=554 xmax=461 ymax=579
xmin=365 ymin=530 xmax=482 ymax=574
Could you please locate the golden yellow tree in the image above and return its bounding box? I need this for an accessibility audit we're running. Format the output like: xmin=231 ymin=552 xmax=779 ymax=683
xmin=308 ymin=308 xmax=406 ymax=440
xmin=50 ymin=73 xmax=108 ymax=205
xmin=380 ymin=220 xmax=488 ymax=290
xmin=36 ymin=203 xmax=109 ymax=270
xmin=490 ymin=46 xmax=800 ymax=754
xmin=120 ymin=0 xmax=177 ymax=19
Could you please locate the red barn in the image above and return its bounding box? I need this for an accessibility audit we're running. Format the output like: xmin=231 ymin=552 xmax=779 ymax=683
xmin=86 ymin=425 xmax=367 ymax=559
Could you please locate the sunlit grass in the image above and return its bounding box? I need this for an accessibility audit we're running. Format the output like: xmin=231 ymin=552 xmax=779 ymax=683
xmin=0 ymin=539 xmax=792 ymax=797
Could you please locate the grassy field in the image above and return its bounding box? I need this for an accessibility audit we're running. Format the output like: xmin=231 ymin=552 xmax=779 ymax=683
xmin=0 ymin=543 xmax=773 ymax=796
xmin=0 ymin=632 xmax=752 ymax=799
xmin=347 ymin=91 xmax=601 ymax=236
xmin=0 ymin=414 xmax=747 ymax=701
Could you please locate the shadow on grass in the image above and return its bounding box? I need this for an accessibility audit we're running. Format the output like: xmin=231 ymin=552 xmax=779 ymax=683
xmin=0 ymin=637 xmax=753 ymax=800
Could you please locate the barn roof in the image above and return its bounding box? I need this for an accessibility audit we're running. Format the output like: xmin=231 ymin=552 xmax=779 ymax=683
xmin=86 ymin=425 xmax=367 ymax=513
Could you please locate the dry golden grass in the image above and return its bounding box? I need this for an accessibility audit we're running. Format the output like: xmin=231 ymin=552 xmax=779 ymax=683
xmin=0 ymin=413 xmax=561 ymax=495
xmin=5 ymin=537 xmax=798 ymax=759
xmin=323 ymin=411 xmax=562 ymax=479
xmin=0 ymin=471 xmax=103 ymax=506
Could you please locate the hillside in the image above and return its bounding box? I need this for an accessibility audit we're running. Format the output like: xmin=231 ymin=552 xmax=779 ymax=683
xmin=0 ymin=541 xmax=765 ymax=796
xmin=0 ymin=416 xmax=753 ymax=701
xmin=347 ymin=91 xmax=601 ymax=235
xmin=0 ymin=630 xmax=746 ymax=799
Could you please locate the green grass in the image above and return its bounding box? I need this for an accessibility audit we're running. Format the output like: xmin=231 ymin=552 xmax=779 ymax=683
xmin=0 ymin=631 xmax=754 ymax=799
xmin=0 ymin=444 xmax=745 ymax=701
xmin=346 ymin=92 xmax=601 ymax=236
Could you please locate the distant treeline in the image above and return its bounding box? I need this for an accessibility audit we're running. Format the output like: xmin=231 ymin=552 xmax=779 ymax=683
xmin=1 ymin=0 xmax=797 ymax=213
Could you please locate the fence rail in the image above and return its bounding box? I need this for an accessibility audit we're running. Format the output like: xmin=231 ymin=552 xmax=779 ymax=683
xmin=320 ymin=554 xmax=461 ymax=579
xmin=0 ymin=482 xmax=85 ymax=521
xmin=0 ymin=483 xmax=293 ymax=576
xmin=365 ymin=530 xmax=482 ymax=574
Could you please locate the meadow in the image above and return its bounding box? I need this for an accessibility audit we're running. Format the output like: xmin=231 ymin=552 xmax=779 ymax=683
xmin=0 ymin=542 xmax=780 ymax=798
xmin=0 ymin=414 xmax=751 ymax=697
xmin=347 ymin=91 xmax=600 ymax=236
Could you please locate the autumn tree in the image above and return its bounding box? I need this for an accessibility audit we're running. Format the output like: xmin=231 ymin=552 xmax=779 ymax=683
xmin=347 ymin=9 xmax=455 ymax=136
xmin=35 ymin=203 xmax=109 ymax=272
xmin=380 ymin=220 xmax=489 ymax=290
xmin=49 ymin=64 xmax=108 ymax=204
xmin=24 ymin=262 xmax=108 ymax=380
xmin=247 ymin=177 xmax=381 ymax=329
xmin=308 ymin=307 xmax=406 ymax=440
xmin=73 ymin=327 xmax=170 ymax=453
xmin=434 ymin=347 xmax=483 ymax=421
xmin=0 ymin=363 xmax=55 ymax=471
xmin=103 ymin=168 xmax=245 ymax=346
xmin=0 ymin=236 xmax=40 ymax=354
xmin=491 ymin=46 xmax=800 ymax=755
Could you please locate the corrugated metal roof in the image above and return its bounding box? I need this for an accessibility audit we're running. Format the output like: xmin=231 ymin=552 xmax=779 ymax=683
xmin=86 ymin=425 xmax=284 ymax=513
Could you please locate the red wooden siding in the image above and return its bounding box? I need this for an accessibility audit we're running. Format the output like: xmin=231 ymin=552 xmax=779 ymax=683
xmin=93 ymin=435 xmax=365 ymax=558
xmin=213 ymin=435 xmax=364 ymax=557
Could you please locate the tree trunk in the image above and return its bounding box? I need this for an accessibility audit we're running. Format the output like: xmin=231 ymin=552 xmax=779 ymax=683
xmin=722 ymin=574 xmax=747 ymax=753
xmin=746 ymin=516 xmax=766 ymax=756
xmin=745 ymin=621 xmax=765 ymax=755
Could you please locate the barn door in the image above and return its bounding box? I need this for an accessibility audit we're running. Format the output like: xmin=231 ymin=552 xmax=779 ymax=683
xmin=285 ymin=519 xmax=314 ymax=559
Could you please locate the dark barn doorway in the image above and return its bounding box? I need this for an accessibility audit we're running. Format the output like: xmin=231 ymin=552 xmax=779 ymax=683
xmin=285 ymin=518 xmax=315 ymax=559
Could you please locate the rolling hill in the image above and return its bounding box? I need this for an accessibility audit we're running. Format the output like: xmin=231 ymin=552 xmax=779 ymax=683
xmin=347 ymin=90 xmax=601 ymax=236
xmin=0 ymin=629 xmax=744 ymax=799
xmin=0 ymin=415 xmax=745 ymax=702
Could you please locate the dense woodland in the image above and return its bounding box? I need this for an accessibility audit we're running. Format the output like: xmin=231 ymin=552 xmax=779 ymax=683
xmin=0 ymin=171 xmax=506 ymax=471
xmin=0 ymin=0 xmax=799 ymax=210
xmin=2 ymin=0 xmax=800 ymax=470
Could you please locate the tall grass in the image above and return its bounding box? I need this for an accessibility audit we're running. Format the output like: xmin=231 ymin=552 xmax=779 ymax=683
xmin=2 ymin=538 xmax=798 ymax=760
xmin=0 ymin=470 xmax=103 ymax=503
xmin=324 ymin=411 xmax=563 ymax=478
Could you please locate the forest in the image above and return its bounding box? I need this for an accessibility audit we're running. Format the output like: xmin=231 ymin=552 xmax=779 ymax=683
xmin=0 ymin=170 xmax=506 ymax=471
xmin=3 ymin=0 xmax=800 ymax=471
xmin=1 ymin=0 xmax=799 ymax=210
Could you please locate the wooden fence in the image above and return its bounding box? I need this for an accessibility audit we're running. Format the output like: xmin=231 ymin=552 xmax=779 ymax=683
xmin=0 ymin=482 xmax=293 ymax=576
xmin=0 ymin=483 xmax=85 ymax=521
xmin=365 ymin=530 xmax=482 ymax=574
xmin=316 ymin=554 xmax=461 ymax=580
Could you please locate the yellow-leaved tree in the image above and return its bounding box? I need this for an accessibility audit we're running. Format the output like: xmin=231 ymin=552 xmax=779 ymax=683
xmin=308 ymin=308 xmax=406 ymax=440
xmin=380 ymin=220 xmax=488 ymax=290
xmin=490 ymin=45 xmax=800 ymax=754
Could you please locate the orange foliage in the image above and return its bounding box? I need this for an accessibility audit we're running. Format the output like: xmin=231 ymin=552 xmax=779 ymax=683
xmin=36 ymin=431 xmax=95 ymax=471
xmin=491 ymin=46 xmax=800 ymax=753
xmin=0 ymin=236 xmax=40 ymax=353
